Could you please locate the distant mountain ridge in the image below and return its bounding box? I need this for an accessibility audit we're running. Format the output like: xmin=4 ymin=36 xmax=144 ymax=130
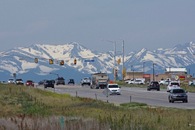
xmin=1 ymin=41 xmax=195 ymax=83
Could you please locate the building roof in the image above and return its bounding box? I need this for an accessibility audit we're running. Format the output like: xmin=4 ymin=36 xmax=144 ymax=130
xmin=165 ymin=68 xmax=187 ymax=73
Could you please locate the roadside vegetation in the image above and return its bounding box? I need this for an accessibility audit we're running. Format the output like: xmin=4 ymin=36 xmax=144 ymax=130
xmin=0 ymin=83 xmax=195 ymax=130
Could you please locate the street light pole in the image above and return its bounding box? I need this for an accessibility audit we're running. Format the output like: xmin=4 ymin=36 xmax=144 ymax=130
xmin=153 ymin=63 xmax=155 ymax=81
xmin=114 ymin=42 xmax=116 ymax=81
xmin=105 ymin=40 xmax=117 ymax=81
xmin=122 ymin=40 xmax=125 ymax=81
xmin=143 ymin=62 xmax=145 ymax=74
xmin=131 ymin=65 xmax=134 ymax=79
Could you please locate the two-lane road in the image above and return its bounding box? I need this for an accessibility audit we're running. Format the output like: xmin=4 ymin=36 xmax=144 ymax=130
xmin=37 ymin=84 xmax=195 ymax=109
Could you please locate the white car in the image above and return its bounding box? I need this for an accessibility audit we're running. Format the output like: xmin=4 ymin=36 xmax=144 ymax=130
xmin=167 ymin=81 xmax=180 ymax=92
xmin=107 ymin=84 xmax=121 ymax=95
xmin=81 ymin=77 xmax=91 ymax=86
xmin=125 ymin=79 xmax=131 ymax=84
xmin=189 ymin=80 xmax=195 ymax=86
xmin=128 ymin=78 xmax=145 ymax=85
xmin=159 ymin=78 xmax=171 ymax=85
xmin=8 ymin=78 xmax=15 ymax=84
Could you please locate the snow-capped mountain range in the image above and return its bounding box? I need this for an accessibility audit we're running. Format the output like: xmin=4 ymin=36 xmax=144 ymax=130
xmin=1 ymin=42 xmax=195 ymax=83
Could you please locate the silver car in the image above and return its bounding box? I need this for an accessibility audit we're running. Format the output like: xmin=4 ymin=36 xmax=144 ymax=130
xmin=168 ymin=88 xmax=188 ymax=103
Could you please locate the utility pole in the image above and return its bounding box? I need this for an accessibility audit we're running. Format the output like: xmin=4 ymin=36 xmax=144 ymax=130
xmin=143 ymin=62 xmax=145 ymax=74
xmin=114 ymin=42 xmax=116 ymax=81
xmin=143 ymin=61 xmax=145 ymax=79
xmin=122 ymin=40 xmax=125 ymax=81
xmin=153 ymin=63 xmax=155 ymax=81
xmin=131 ymin=65 xmax=134 ymax=79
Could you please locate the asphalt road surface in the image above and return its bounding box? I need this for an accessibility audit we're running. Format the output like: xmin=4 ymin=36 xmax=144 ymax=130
xmin=37 ymin=84 xmax=195 ymax=109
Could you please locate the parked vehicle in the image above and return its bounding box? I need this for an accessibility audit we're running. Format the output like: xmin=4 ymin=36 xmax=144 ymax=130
xmin=68 ymin=79 xmax=75 ymax=85
xmin=55 ymin=77 xmax=65 ymax=85
xmin=167 ymin=81 xmax=180 ymax=92
xmin=124 ymin=79 xmax=130 ymax=84
xmin=189 ymin=80 xmax=195 ymax=86
xmin=128 ymin=78 xmax=145 ymax=85
xmin=90 ymin=73 xmax=109 ymax=89
xmin=107 ymin=84 xmax=121 ymax=95
xmin=44 ymin=80 xmax=54 ymax=88
xmin=127 ymin=79 xmax=135 ymax=84
xmin=0 ymin=81 xmax=7 ymax=84
xmin=168 ymin=88 xmax=188 ymax=103
xmin=25 ymin=80 xmax=34 ymax=87
xmin=159 ymin=78 xmax=171 ymax=85
xmin=81 ymin=77 xmax=91 ymax=86
xmin=15 ymin=79 xmax=24 ymax=85
xmin=147 ymin=81 xmax=160 ymax=91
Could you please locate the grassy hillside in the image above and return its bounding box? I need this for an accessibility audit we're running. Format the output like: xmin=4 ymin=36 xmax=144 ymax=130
xmin=0 ymin=83 xmax=195 ymax=130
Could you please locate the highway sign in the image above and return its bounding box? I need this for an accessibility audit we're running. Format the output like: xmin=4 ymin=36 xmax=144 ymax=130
xmin=84 ymin=59 xmax=94 ymax=62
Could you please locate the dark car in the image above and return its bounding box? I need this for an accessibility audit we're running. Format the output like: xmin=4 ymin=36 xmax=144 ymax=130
xmin=68 ymin=79 xmax=75 ymax=85
xmin=55 ymin=77 xmax=65 ymax=85
xmin=147 ymin=81 xmax=160 ymax=91
xmin=25 ymin=80 xmax=34 ymax=87
xmin=15 ymin=79 xmax=24 ymax=85
xmin=44 ymin=80 xmax=54 ymax=88
xmin=168 ymin=88 xmax=188 ymax=103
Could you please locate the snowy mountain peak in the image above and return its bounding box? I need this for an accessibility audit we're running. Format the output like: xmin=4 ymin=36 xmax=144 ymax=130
xmin=0 ymin=41 xmax=195 ymax=82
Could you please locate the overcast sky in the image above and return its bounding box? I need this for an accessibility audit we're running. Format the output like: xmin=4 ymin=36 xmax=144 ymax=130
xmin=0 ymin=0 xmax=195 ymax=54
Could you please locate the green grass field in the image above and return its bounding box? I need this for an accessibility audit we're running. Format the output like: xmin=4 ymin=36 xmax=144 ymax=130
xmin=0 ymin=83 xmax=195 ymax=130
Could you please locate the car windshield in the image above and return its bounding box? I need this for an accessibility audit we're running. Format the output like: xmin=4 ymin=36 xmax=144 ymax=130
xmin=172 ymin=89 xmax=185 ymax=93
xmin=27 ymin=80 xmax=33 ymax=82
xmin=171 ymin=83 xmax=179 ymax=86
xmin=135 ymin=80 xmax=141 ymax=82
xmin=47 ymin=81 xmax=53 ymax=83
xmin=57 ymin=77 xmax=64 ymax=80
xmin=108 ymin=85 xmax=119 ymax=88
xmin=151 ymin=82 xmax=159 ymax=85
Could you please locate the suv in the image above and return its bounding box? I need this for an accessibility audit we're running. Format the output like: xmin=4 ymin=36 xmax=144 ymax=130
xmin=167 ymin=81 xmax=180 ymax=92
xmin=81 ymin=77 xmax=91 ymax=86
xmin=15 ymin=79 xmax=24 ymax=85
xmin=55 ymin=77 xmax=65 ymax=85
xmin=25 ymin=80 xmax=34 ymax=87
xmin=44 ymin=80 xmax=54 ymax=88
xmin=107 ymin=84 xmax=121 ymax=95
xmin=147 ymin=81 xmax=160 ymax=91
xmin=168 ymin=88 xmax=188 ymax=103
xmin=68 ymin=79 xmax=75 ymax=85
xmin=8 ymin=78 xmax=15 ymax=84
